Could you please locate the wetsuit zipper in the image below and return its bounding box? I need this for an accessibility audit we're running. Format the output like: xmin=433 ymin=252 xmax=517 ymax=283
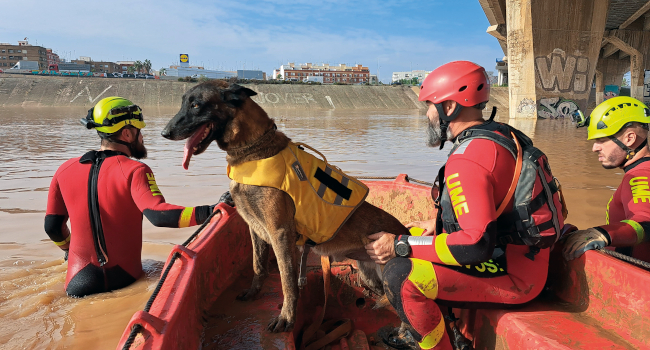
xmin=87 ymin=153 xmax=109 ymax=266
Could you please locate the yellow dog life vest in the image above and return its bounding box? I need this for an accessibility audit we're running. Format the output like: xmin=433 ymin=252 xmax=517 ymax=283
xmin=227 ymin=142 xmax=369 ymax=245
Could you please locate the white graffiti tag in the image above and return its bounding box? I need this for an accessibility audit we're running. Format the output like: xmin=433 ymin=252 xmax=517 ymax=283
xmin=70 ymin=85 xmax=113 ymax=103
xmin=252 ymin=92 xmax=317 ymax=105
xmin=535 ymin=48 xmax=589 ymax=93
xmin=538 ymin=97 xmax=579 ymax=119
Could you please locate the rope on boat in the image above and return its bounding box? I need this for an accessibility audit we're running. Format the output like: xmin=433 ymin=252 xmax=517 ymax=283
xmin=597 ymin=248 xmax=650 ymax=270
xmin=122 ymin=208 xmax=221 ymax=350
xmin=357 ymin=175 xmax=435 ymax=187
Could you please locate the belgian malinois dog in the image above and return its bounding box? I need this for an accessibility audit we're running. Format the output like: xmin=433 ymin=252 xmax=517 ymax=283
xmin=161 ymin=80 xmax=409 ymax=333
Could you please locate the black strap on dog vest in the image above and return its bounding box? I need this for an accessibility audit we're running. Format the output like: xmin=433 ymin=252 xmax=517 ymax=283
xmin=314 ymin=168 xmax=352 ymax=200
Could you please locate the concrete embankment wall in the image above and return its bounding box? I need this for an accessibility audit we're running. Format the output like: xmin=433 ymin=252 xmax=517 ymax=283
xmin=0 ymin=74 xmax=425 ymax=110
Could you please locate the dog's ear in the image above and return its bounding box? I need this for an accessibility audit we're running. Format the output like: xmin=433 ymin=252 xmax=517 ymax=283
xmin=222 ymin=84 xmax=258 ymax=107
xmin=233 ymin=84 xmax=258 ymax=97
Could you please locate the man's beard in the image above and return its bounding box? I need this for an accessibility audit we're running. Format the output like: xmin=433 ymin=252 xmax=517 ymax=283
xmin=427 ymin=117 xmax=454 ymax=148
xmin=601 ymin=153 xmax=623 ymax=169
xmin=129 ymin=138 xmax=148 ymax=159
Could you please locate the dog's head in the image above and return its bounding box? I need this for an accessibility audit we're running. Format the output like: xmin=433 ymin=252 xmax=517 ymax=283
xmin=161 ymin=80 xmax=257 ymax=169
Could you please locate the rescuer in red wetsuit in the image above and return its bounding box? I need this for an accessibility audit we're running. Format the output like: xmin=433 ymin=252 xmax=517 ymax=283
xmin=45 ymin=97 xmax=215 ymax=297
xmin=364 ymin=61 xmax=565 ymax=350
xmin=564 ymin=96 xmax=650 ymax=263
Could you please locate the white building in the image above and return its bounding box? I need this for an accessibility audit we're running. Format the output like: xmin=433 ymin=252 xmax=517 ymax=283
xmin=273 ymin=62 xmax=370 ymax=84
xmin=165 ymin=67 xmax=236 ymax=79
xmin=495 ymin=58 xmax=508 ymax=86
xmin=392 ymin=70 xmax=429 ymax=84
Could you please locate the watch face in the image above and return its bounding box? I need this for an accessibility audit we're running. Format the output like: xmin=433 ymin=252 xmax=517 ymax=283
xmin=396 ymin=243 xmax=409 ymax=257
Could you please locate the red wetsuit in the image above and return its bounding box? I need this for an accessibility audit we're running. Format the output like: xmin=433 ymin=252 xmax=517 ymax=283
xmin=45 ymin=150 xmax=212 ymax=297
xmin=598 ymin=157 xmax=650 ymax=262
xmin=383 ymin=122 xmax=563 ymax=349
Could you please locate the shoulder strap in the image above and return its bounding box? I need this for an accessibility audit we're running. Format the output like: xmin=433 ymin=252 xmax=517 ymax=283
xmin=495 ymin=131 xmax=523 ymax=217
xmin=452 ymin=128 xmax=517 ymax=158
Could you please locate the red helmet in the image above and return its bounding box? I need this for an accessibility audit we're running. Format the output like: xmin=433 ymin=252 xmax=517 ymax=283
xmin=419 ymin=61 xmax=490 ymax=107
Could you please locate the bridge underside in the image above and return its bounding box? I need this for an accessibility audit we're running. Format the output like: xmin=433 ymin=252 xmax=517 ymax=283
xmin=480 ymin=0 xmax=650 ymax=120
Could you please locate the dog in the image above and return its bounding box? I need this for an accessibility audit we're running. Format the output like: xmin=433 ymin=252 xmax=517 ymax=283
xmin=161 ymin=80 xmax=409 ymax=333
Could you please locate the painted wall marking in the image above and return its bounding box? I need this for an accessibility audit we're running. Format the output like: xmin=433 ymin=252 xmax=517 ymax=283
xmin=538 ymin=97 xmax=579 ymax=119
xmin=535 ymin=48 xmax=589 ymax=93
xmin=70 ymin=85 xmax=113 ymax=103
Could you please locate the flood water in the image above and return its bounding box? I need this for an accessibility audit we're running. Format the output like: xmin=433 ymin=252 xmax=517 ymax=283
xmin=0 ymin=106 xmax=621 ymax=349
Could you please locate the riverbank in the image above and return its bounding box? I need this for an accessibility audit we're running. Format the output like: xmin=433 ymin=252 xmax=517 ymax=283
xmin=0 ymin=74 xmax=427 ymax=110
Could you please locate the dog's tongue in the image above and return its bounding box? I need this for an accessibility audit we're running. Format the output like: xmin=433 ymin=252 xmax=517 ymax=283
xmin=183 ymin=124 xmax=209 ymax=170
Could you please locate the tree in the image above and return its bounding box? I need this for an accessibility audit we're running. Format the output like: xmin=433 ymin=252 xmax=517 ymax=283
xmin=159 ymin=67 xmax=167 ymax=76
xmin=622 ymin=77 xmax=630 ymax=87
xmin=277 ymin=73 xmax=282 ymax=79
xmin=134 ymin=60 xmax=143 ymax=74
xmin=127 ymin=66 xmax=135 ymax=74
xmin=143 ymin=59 xmax=152 ymax=74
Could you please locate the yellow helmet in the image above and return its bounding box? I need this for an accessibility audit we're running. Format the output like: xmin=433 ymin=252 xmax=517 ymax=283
xmin=587 ymin=96 xmax=650 ymax=140
xmin=81 ymin=97 xmax=146 ymax=134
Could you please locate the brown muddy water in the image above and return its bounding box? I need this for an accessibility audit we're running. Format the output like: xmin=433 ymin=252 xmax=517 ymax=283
xmin=0 ymin=107 xmax=620 ymax=349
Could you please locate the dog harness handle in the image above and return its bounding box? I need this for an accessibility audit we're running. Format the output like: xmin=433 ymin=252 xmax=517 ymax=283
xmin=294 ymin=142 xmax=328 ymax=163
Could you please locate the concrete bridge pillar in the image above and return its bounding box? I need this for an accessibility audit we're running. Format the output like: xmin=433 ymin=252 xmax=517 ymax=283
xmin=505 ymin=0 xmax=608 ymax=120
xmin=595 ymin=69 xmax=604 ymax=106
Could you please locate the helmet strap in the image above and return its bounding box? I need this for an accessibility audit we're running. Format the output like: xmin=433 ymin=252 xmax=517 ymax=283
xmin=439 ymin=120 xmax=449 ymax=150
xmin=434 ymin=102 xmax=463 ymax=150
xmin=435 ymin=103 xmax=464 ymax=122
xmin=609 ymin=136 xmax=648 ymax=166
xmin=100 ymin=129 xmax=141 ymax=156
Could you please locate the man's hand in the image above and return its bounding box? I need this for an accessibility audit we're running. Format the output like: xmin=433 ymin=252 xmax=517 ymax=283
xmin=365 ymin=232 xmax=397 ymax=264
xmin=562 ymin=228 xmax=609 ymax=261
xmin=405 ymin=219 xmax=436 ymax=236
xmin=63 ymin=249 xmax=69 ymax=262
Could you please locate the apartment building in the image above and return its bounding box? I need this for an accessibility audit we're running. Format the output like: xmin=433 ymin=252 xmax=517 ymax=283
xmin=274 ymin=63 xmax=370 ymax=84
xmin=0 ymin=40 xmax=48 ymax=69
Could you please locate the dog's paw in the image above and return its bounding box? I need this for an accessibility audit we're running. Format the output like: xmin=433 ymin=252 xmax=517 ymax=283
xmin=267 ymin=315 xmax=294 ymax=333
xmin=236 ymin=289 xmax=259 ymax=301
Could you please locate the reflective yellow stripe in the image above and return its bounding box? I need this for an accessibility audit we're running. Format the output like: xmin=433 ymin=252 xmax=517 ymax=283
xmin=622 ymin=219 xmax=645 ymax=244
xmin=409 ymin=227 xmax=425 ymax=236
xmin=407 ymin=258 xmax=439 ymax=299
xmin=419 ymin=315 xmax=446 ymax=349
xmin=435 ymin=233 xmax=460 ymax=266
xmin=179 ymin=207 xmax=193 ymax=228
xmin=54 ymin=234 xmax=71 ymax=246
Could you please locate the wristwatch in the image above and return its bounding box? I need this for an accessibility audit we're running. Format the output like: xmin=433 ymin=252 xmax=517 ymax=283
xmin=395 ymin=235 xmax=411 ymax=257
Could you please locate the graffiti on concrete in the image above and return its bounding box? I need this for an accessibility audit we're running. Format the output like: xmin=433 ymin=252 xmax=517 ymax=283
xmin=516 ymin=98 xmax=536 ymax=115
xmin=252 ymin=92 xmax=317 ymax=105
xmin=604 ymin=85 xmax=619 ymax=100
xmin=538 ymin=97 xmax=579 ymax=119
xmin=70 ymin=85 xmax=113 ymax=103
xmin=535 ymin=49 xmax=590 ymax=93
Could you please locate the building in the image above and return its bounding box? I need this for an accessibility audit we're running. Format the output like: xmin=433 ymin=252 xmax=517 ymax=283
xmin=58 ymin=62 xmax=91 ymax=72
xmin=165 ymin=65 xmax=236 ymax=79
xmin=72 ymin=58 xmax=121 ymax=74
xmin=495 ymin=58 xmax=508 ymax=86
xmin=46 ymin=49 xmax=60 ymax=68
xmin=391 ymin=70 xmax=429 ymax=84
xmin=116 ymin=61 xmax=135 ymax=74
xmin=274 ymin=63 xmax=370 ymax=84
xmin=237 ymin=70 xmax=264 ymax=80
xmin=0 ymin=40 xmax=48 ymax=69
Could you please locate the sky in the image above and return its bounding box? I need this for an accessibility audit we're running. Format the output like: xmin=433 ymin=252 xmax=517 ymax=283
xmin=0 ymin=0 xmax=504 ymax=82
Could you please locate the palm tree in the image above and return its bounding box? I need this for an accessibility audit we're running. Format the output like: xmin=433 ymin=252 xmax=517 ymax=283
xmin=127 ymin=66 xmax=135 ymax=74
xmin=143 ymin=59 xmax=152 ymax=74
xmin=159 ymin=67 xmax=167 ymax=76
xmin=134 ymin=60 xmax=143 ymax=74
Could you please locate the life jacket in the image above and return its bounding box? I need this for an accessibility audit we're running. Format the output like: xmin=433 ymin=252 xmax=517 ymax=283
xmin=436 ymin=121 xmax=568 ymax=249
xmin=228 ymin=142 xmax=369 ymax=245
